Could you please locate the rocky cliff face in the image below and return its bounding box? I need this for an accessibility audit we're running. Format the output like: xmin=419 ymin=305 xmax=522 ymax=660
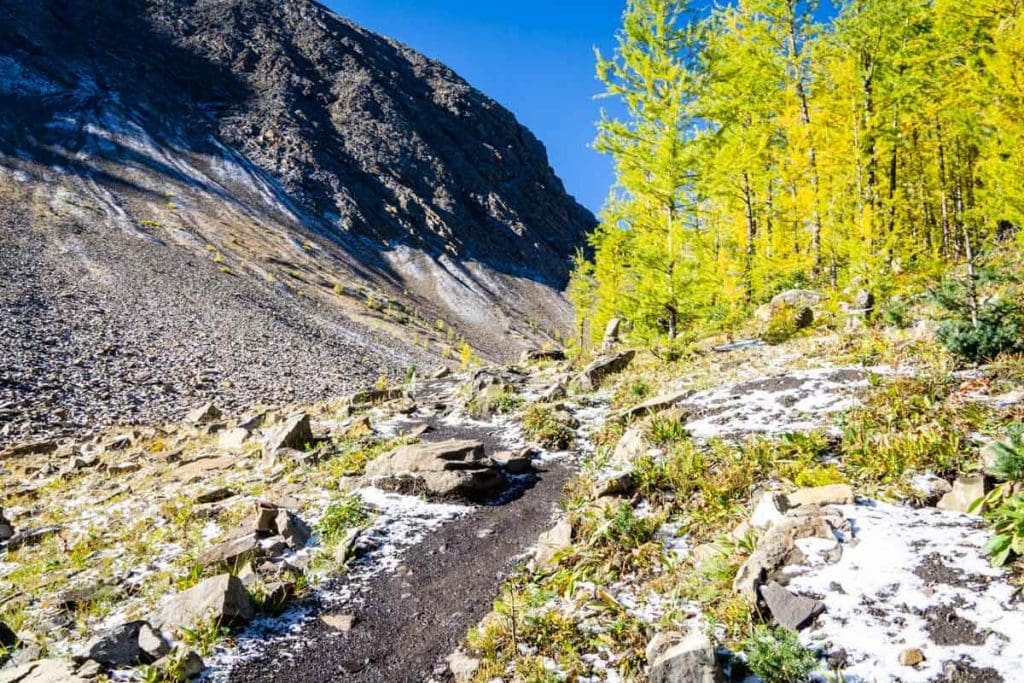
xmin=0 ymin=0 xmax=594 ymax=445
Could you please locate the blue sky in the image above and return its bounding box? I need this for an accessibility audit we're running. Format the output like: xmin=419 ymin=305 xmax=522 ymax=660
xmin=325 ymin=0 xmax=627 ymax=215
xmin=326 ymin=2 xmax=836 ymax=216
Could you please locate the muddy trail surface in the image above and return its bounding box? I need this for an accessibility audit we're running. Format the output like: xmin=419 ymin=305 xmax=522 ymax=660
xmin=228 ymin=379 xmax=577 ymax=683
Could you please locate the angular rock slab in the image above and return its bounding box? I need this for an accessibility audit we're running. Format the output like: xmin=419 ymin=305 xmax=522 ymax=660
xmin=150 ymin=574 xmax=253 ymax=633
xmin=574 ymin=350 xmax=636 ymax=391
xmin=365 ymin=439 xmax=505 ymax=499
xmin=760 ymin=581 xmax=825 ymax=630
xmin=646 ymin=626 xmax=723 ymax=683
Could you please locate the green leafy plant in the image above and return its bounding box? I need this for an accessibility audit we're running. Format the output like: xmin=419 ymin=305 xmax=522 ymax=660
xmin=522 ymin=405 xmax=575 ymax=450
xmin=970 ymin=426 xmax=1024 ymax=566
xmin=744 ymin=625 xmax=818 ymax=683
xmin=317 ymin=495 xmax=371 ymax=544
xmin=648 ymin=415 xmax=689 ymax=445
xmin=975 ymin=494 xmax=1024 ymax=566
xmin=181 ymin=619 xmax=229 ymax=657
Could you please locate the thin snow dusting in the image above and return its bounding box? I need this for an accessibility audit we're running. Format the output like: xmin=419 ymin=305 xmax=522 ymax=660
xmin=681 ymin=367 xmax=873 ymax=441
xmin=786 ymin=501 xmax=1024 ymax=681
xmin=206 ymin=488 xmax=470 ymax=679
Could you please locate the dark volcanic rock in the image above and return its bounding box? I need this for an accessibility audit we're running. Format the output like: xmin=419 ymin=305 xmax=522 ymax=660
xmin=0 ymin=0 xmax=595 ymax=448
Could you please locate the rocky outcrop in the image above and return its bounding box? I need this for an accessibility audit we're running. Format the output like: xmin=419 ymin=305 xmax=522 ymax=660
xmin=364 ymin=439 xmax=506 ymax=500
xmin=150 ymin=574 xmax=254 ymax=633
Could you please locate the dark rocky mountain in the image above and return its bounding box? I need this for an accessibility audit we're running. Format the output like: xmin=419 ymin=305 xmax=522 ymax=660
xmin=0 ymin=0 xmax=595 ymax=446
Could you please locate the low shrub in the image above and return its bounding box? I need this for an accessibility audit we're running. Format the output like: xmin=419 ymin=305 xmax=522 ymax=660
xmin=522 ymin=405 xmax=575 ymax=450
xmin=743 ymin=625 xmax=818 ymax=683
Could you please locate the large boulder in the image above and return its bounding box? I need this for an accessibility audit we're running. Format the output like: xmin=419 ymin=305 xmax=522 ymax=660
xmin=574 ymin=350 xmax=636 ymax=391
xmin=150 ymin=574 xmax=253 ymax=633
xmin=364 ymin=440 xmax=505 ymax=500
xmin=771 ymin=289 xmax=825 ymax=309
xmin=646 ymin=626 xmax=722 ymax=683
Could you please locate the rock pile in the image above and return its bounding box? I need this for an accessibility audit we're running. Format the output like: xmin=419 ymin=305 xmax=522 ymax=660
xmin=364 ymin=440 xmax=506 ymax=501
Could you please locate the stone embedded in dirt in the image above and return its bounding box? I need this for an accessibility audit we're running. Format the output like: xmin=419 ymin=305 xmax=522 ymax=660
xmin=199 ymin=533 xmax=262 ymax=569
xmin=492 ymin=450 xmax=534 ymax=474
xmin=364 ymin=439 xmax=506 ymax=499
xmin=0 ymin=508 xmax=14 ymax=541
xmin=936 ymin=474 xmax=987 ymax=514
xmin=76 ymin=620 xmax=164 ymax=666
xmin=612 ymin=390 xmax=691 ymax=422
xmin=430 ymin=367 xmax=452 ymax=379
xmin=151 ymin=574 xmax=254 ymax=633
xmin=760 ymin=581 xmax=825 ymax=630
xmin=538 ymin=381 xmax=568 ymax=402
xmin=275 ymin=509 xmax=311 ymax=549
xmin=137 ymin=623 xmax=170 ymax=660
xmin=195 ymin=487 xmax=236 ymax=505
xmin=852 ymin=289 xmax=875 ymax=315
xmin=787 ymin=484 xmax=855 ymax=507
xmin=593 ymin=468 xmax=636 ymax=498
xmin=343 ymin=416 xmax=375 ymax=439
xmin=519 ymin=348 xmax=567 ymax=364
xmin=734 ymin=510 xmax=838 ymax=602
xmin=535 ymin=519 xmax=573 ymax=570
xmin=646 ymin=625 xmax=722 ymax=683
xmin=218 ymin=427 xmax=250 ymax=451
xmin=186 ymin=402 xmax=222 ymax=424
xmin=574 ymin=350 xmax=636 ymax=391
xmin=749 ymin=491 xmax=787 ymax=529
xmin=611 ymin=426 xmax=648 ymax=466
xmin=320 ymin=613 xmax=356 ymax=632
xmin=350 ymin=388 xmax=406 ymax=405
xmin=446 ymin=648 xmax=480 ymax=682
xmin=0 ymin=658 xmax=88 ymax=683
xmin=910 ymin=473 xmax=953 ymax=504
xmin=899 ymin=647 xmax=925 ymax=667
xmin=262 ymin=581 xmax=295 ymax=611
xmin=262 ymin=413 xmax=313 ymax=459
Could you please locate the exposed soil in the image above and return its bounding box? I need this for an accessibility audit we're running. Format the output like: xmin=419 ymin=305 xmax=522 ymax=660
xmin=924 ymin=604 xmax=987 ymax=646
xmin=228 ymin=385 xmax=575 ymax=682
